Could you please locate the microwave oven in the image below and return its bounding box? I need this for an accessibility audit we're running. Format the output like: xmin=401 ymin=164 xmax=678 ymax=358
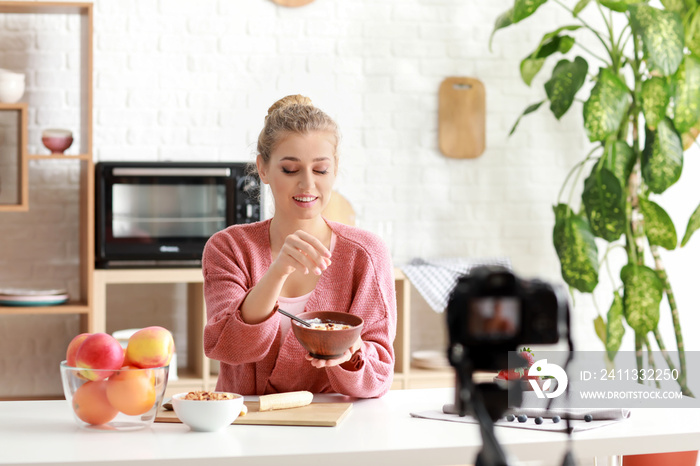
xmin=95 ymin=161 xmax=262 ymax=268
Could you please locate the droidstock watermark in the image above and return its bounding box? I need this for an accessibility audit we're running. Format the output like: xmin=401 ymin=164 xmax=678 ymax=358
xmin=505 ymin=351 xmax=700 ymax=409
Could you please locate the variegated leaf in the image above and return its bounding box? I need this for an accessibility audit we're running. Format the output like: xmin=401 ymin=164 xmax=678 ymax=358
xmin=642 ymin=118 xmax=683 ymax=193
xmin=509 ymin=100 xmax=546 ymax=135
xmin=599 ymin=139 xmax=637 ymax=186
xmin=594 ymin=315 xmax=607 ymax=345
xmin=686 ymin=7 xmax=700 ymax=57
xmin=621 ymin=264 xmax=663 ymax=336
xmin=545 ymin=56 xmax=588 ymax=119
xmin=490 ymin=8 xmax=514 ymax=50
xmin=583 ymin=68 xmax=630 ymax=142
xmin=600 ymin=0 xmax=639 ymax=12
xmin=520 ymin=26 xmax=579 ymax=86
xmin=660 ymin=0 xmax=687 ymax=14
xmin=513 ymin=0 xmax=548 ymax=23
xmin=640 ymin=77 xmax=670 ymax=130
xmin=573 ymin=0 xmax=592 ymax=16
xmin=681 ymin=202 xmax=700 ymax=247
xmin=606 ymin=292 xmax=625 ymax=361
xmin=521 ymin=58 xmax=546 ymax=87
xmin=673 ymin=54 xmax=700 ymax=134
xmin=553 ymin=204 xmax=599 ymax=293
xmin=639 ymin=197 xmax=678 ymax=250
xmin=582 ymin=167 xmax=626 ymax=241
xmin=629 ymin=4 xmax=684 ymax=76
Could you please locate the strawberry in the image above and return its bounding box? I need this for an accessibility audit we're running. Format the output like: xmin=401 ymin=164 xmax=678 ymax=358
xmin=519 ymin=347 xmax=535 ymax=367
xmin=497 ymin=369 xmax=521 ymax=380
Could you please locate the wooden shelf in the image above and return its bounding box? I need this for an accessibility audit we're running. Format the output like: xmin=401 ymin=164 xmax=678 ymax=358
xmin=0 ymin=2 xmax=91 ymax=15
xmin=28 ymin=154 xmax=91 ymax=161
xmin=0 ymin=103 xmax=27 ymax=110
xmin=0 ymin=302 xmax=89 ymax=316
xmin=94 ymin=268 xmax=204 ymax=285
xmin=0 ymin=2 xmax=95 ymax=399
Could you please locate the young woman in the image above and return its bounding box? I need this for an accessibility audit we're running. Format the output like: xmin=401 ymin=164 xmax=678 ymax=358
xmin=202 ymin=95 xmax=396 ymax=398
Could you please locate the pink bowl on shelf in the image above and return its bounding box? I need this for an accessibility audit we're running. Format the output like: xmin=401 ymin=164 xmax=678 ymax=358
xmin=42 ymin=129 xmax=73 ymax=154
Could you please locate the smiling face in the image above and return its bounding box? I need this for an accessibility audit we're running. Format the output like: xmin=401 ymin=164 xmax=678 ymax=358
xmin=257 ymin=130 xmax=337 ymax=222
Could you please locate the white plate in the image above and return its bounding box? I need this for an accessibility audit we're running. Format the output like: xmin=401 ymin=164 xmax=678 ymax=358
xmin=0 ymin=288 xmax=67 ymax=296
xmin=0 ymin=294 xmax=69 ymax=306
xmin=411 ymin=350 xmax=451 ymax=370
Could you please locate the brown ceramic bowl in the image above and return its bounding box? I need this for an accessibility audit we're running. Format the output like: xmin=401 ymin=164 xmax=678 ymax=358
xmin=291 ymin=311 xmax=363 ymax=360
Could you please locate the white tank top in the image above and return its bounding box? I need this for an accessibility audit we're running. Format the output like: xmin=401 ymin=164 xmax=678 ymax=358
xmin=278 ymin=232 xmax=337 ymax=340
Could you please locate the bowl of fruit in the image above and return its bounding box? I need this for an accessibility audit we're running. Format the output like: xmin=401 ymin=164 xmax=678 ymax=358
xmin=60 ymin=326 xmax=174 ymax=431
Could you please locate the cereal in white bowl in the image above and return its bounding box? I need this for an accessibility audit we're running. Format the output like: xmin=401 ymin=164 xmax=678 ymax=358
xmin=171 ymin=391 xmax=244 ymax=432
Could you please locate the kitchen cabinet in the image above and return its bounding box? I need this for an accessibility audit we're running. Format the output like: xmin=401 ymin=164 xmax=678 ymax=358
xmin=0 ymin=3 xmax=95 ymax=343
xmin=0 ymin=2 xmax=452 ymax=398
xmin=91 ymin=268 xmax=454 ymax=396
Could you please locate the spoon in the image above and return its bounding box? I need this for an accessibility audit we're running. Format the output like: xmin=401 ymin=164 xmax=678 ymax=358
xmin=277 ymin=308 xmax=312 ymax=327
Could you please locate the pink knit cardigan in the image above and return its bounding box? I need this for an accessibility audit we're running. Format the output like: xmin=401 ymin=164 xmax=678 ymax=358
xmin=202 ymin=218 xmax=397 ymax=398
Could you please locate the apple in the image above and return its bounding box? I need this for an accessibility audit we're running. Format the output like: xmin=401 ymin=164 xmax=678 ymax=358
xmin=75 ymin=333 xmax=125 ymax=381
xmin=125 ymin=326 xmax=174 ymax=369
xmin=65 ymin=333 xmax=90 ymax=367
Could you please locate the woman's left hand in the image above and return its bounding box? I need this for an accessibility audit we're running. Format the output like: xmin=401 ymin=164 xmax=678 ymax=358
xmin=305 ymin=336 xmax=362 ymax=368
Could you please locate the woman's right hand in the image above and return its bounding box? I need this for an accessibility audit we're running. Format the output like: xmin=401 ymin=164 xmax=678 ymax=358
xmin=272 ymin=230 xmax=332 ymax=277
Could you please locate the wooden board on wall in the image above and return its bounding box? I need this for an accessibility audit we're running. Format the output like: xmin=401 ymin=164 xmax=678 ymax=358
xmin=438 ymin=77 xmax=486 ymax=159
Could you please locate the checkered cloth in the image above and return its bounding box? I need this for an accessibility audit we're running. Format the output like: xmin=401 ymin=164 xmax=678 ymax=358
xmin=400 ymin=257 xmax=512 ymax=313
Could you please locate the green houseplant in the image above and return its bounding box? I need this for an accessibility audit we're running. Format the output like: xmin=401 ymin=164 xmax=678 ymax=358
xmin=492 ymin=0 xmax=700 ymax=397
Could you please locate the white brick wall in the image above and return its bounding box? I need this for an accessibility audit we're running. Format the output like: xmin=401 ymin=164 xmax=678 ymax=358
xmin=1 ymin=0 xmax=699 ymax=397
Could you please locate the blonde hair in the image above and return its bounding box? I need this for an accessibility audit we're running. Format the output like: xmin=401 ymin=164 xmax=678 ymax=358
xmin=256 ymin=94 xmax=340 ymax=166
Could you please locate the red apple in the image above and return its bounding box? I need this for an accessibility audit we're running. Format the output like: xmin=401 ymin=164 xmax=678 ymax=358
xmin=75 ymin=333 xmax=125 ymax=381
xmin=125 ymin=326 xmax=174 ymax=369
xmin=66 ymin=333 xmax=90 ymax=367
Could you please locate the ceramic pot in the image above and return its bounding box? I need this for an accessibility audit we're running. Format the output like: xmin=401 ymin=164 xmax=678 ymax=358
xmin=41 ymin=129 xmax=73 ymax=154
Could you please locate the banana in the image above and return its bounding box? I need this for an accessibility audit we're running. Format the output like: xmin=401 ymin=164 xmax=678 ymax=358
xmin=258 ymin=391 xmax=313 ymax=411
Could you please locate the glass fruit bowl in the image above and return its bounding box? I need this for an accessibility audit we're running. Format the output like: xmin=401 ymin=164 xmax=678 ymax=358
xmin=60 ymin=361 xmax=169 ymax=431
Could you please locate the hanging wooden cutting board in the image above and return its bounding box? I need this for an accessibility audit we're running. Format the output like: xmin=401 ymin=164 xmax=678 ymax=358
xmin=156 ymin=401 xmax=353 ymax=427
xmin=438 ymin=76 xmax=486 ymax=159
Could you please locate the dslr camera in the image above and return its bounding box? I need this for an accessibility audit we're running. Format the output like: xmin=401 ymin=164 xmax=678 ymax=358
xmin=446 ymin=265 xmax=570 ymax=419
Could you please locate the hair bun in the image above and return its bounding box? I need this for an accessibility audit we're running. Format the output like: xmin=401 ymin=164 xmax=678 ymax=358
xmin=267 ymin=94 xmax=313 ymax=117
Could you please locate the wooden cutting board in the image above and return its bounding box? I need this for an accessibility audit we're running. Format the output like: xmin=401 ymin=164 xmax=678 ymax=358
xmin=438 ymin=76 xmax=486 ymax=159
xmin=156 ymin=401 xmax=353 ymax=427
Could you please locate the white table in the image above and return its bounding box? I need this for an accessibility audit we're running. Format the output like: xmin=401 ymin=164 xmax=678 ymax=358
xmin=1 ymin=388 xmax=698 ymax=466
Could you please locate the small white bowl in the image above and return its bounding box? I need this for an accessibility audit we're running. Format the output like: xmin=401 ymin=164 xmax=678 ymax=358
xmin=171 ymin=392 xmax=244 ymax=432
xmin=0 ymin=68 xmax=25 ymax=81
xmin=0 ymin=79 xmax=25 ymax=103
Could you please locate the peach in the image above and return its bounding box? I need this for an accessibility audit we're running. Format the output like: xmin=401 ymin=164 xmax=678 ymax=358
xmin=106 ymin=365 xmax=156 ymax=416
xmin=125 ymin=326 xmax=174 ymax=369
xmin=75 ymin=333 xmax=125 ymax=381
xmin=66 ymin=333 xmax=90 ymax=367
